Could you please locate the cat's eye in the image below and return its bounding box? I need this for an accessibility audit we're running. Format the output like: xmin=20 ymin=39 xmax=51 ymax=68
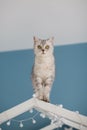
xmin=45 ymin=45 xmax=49 ymax=49
xmin=37 ymin=45 xmax=42 ymax=49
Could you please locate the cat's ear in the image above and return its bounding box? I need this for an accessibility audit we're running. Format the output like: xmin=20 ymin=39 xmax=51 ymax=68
xmin=33 ymin=36 xmax=39 ymax=43
xmin=48 ymin=37 xmax=54 ymax=44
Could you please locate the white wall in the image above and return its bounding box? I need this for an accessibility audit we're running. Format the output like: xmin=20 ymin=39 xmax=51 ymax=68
xmin=0 ymin=0 xmax=87 ymax=52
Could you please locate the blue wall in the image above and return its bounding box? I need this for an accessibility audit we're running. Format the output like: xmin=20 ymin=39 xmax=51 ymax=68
xmin=0 ymin=43 xmax=87 ymax=130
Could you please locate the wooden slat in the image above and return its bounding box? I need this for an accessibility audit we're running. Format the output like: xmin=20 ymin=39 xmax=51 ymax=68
xmin=40 ymin=123 xmax=58 ymax=130
xmin=0 ymin=98 xmax=34 ymax=124
xmin=0 ymin=98 xmax=87 ymax=130
xmin=34 ymin=98 xmax=87 ymax=130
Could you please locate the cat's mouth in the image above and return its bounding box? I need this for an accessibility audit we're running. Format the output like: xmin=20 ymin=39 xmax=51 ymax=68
xmin=42 ymin=51 xmax=46 ymax=54
xmin=42 ymin=52 xmax=45 ymax=54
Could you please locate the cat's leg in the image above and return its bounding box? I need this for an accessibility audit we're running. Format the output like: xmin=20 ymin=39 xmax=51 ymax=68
xmin=33 ymin=77 xmax=44 ymax=100
xmin=43 ymin=86 xmax=51 ymax=102
xmin=44 ymin=77 xmax=54 ymax=102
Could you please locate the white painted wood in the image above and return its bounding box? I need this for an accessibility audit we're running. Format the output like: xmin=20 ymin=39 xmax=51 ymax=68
xmin=0 ymin=98 xmax=87 ymax=130
xmin=34 ymin=98 xmax=87 ymax=130
xmin=40 ymin=117 xmax=86 ymax=130
xmin=0 ymin=98 xmax=34 ymax=124
xmin=40 ymin=123 xmax=58 ymax=130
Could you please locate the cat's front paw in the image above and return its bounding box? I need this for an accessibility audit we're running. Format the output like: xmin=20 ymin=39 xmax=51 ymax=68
xmin=43 ymin=97 xmax=50 ymax=103
xmin=38 ymin=95 xmax=44 ymax=101
xmin=43 ymin=99 xmax=50 ymax=103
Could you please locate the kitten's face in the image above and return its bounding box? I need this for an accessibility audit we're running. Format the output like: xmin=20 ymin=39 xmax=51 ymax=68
xmin=33 ymin=37 xmax=54 ymax=56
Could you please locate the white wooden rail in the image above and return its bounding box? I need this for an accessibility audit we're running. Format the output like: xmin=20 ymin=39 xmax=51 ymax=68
xmin=0 ymin=98 xmax=87 ymax=130
xmin=0 ymin=98 xmax=34 ymax=124
xmin=34 ymin=98 xmax=87 ymax=130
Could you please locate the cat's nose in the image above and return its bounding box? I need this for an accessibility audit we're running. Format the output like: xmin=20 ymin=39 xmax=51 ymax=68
xmin=42 ymin=49 xmax=44 ymax=52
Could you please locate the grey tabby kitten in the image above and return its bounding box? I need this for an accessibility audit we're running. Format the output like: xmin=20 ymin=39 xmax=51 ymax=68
xmin=31 ymin=36 xmax=55 ymax=102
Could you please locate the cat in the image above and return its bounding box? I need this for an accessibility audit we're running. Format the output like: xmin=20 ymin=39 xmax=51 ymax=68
xmin=31 ymin=36 xmax=55 ymax=102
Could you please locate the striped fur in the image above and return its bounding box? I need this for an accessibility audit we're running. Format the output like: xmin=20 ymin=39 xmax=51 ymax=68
xmin=31 ymin=37 xmax=55 ymax=102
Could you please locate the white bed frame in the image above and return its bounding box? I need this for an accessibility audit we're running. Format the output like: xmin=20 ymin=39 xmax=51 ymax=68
xmin=0 ymin=98 xmax=87 ymax=130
